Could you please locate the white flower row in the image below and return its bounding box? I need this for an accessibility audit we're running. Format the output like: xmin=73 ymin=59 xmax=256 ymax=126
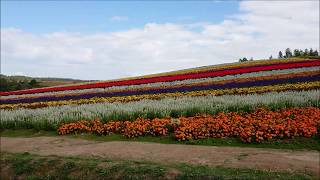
xmin=3 ymin=66 xmax=319 ymax=100
xmin=1 ymin=89 xmax=319 ymax=129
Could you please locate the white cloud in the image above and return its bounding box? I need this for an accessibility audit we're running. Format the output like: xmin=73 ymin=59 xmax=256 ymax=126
xmin=110 ymin=16 xmax=128 ymax=22
xmin=1 ymin=1 xmax=319 ymax=80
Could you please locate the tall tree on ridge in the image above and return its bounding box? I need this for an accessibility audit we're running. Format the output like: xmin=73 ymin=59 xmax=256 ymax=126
xmin=304 ymin=48 xmax=309 ymax=56
xmin=309 ymin=48 xmax=314 ymax=56
xmin=293 ymin=49 xmax=301 ymax=57
xmin=285 ymin=48 xmax=292 ymax=58
xmin=299 ymin=49 xmax=304 ymax=56
xmin=278 ymin=51 xmax=283 ymax=59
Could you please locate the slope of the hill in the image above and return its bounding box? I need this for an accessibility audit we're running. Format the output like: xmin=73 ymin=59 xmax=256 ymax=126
xmin=1 ymin=57 xmax=319 ymax=139
xmin=1 ymin=57 xmax=319 ymax=96
xmin=0 ymin=74 xmax=94 ymax=92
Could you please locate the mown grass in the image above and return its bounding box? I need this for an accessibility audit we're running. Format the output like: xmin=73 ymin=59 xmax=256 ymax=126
xmin=1 ymin=129 xmax=319 ymax=151
xmin=0 ymin=152 xmax=315 ymax=180
xmin=0 ymin=129 xmax=57 ymax=137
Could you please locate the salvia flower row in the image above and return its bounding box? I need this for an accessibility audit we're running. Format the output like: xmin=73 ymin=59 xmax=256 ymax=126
xmin=4 ymin=66 xmax=319 ymax=99
xmin=94 ymin=58 xmax=318 ymax=82
xmin=1 ymin=59 xmax=319 ymax=96
xmin=1 ymin=81 xmax=319 ymax=110
xmin=1 ymin=71 xmax=319 ymax=105
xmin=1 ymin=89 xmax=319 ymax=130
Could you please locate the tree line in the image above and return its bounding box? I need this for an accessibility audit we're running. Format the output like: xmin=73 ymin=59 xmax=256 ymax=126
xmin=0 ymin=75 xmax=40 ymax=92
xmin=239 ymin=48 xmax=319 ymax=62
xmin=278 ymin=48 xmax=318 ymax=59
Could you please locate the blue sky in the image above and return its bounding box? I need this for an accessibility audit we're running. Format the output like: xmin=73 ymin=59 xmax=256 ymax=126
xmin=1 ymin=1 xmax=319 ymax=80
xmin=1 ymin=1 xmax=238 ymax=33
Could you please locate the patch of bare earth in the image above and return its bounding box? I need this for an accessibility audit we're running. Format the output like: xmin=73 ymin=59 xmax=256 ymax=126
xmin=1 ymin=137 xmax=319 ymax=176
xmin=0 ymin=164 xmax=13 ymax=180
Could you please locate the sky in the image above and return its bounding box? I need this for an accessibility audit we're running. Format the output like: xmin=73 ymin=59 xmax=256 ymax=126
xmin=1 ymin=1 xmax=319 ymax=80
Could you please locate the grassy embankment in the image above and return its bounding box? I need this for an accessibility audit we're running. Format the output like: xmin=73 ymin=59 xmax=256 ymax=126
xmin=1 ymin=152 xmax=316 ymax=180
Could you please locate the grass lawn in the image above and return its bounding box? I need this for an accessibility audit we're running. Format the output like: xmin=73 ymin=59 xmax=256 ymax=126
xmin=1 ymin=129 xmax=319 ymax=151
xmin=0 ymin=152 xmax=316 ymax=180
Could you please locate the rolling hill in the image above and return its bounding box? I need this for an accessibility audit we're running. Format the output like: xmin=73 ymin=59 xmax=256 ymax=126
xmin=0 ymin=57 xmax=319 ymax=143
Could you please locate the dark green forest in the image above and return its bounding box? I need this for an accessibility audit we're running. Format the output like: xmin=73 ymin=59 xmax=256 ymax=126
xmin=0 ymin=75 xmax=91 ymax=92
xmin=0 ymin=75 xmax=41 ymax=92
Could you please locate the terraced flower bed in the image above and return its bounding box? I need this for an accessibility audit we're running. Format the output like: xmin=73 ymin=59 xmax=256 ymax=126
xmin=1 ymin=58 xmax=320 ymax=144
xmin=58 ymin=107 xmax=320 ymax=143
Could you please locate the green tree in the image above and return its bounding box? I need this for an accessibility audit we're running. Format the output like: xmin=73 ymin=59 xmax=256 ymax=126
xmin=299 ymin=49 xmax=304 ymax=56
xmin=16 ymin=81 xmax=32 ymax=90
xmin=238 ymin=57 xmax=248 ymax=62
xmin=285 ymin=48 xmax=292 ymax=58
xmin=278 ymin=51 xmax=283 ymax=58
xmin=303 ymin=49 xmax=309 ymax=56
xmin=293 ymin=49 xmax=301 ymax=57
xmin=29 ymin=79 xmax=39 ymax=87
xmin=240 ymin=57 xmax=248 ymax=62
xmin=309 ymin=48 xmax=314 ymax=56
xmin=0 ymin=77 xmax=9 ymax=91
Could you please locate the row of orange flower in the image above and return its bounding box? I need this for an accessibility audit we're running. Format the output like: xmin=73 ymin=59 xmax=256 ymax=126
xmin=58 ymin=118 xmax=171 ymax=138
xmin=175 ymin=107 xmax=320 ymax=142
xmin=58 ymin=107 xmax=320 ymax=143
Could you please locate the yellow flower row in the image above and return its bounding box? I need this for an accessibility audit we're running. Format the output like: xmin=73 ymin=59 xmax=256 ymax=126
xmin=1 ymin=81 xmax=319 ymax=110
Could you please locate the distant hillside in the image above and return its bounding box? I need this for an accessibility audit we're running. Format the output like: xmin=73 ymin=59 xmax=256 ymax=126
xmin=0 ymin=74 xmax=95 ymax=92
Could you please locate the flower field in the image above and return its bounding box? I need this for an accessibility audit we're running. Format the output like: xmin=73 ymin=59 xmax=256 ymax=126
xmin=1 ymin=58 xmax=320 ymax=143
xmin=58 ymin=107 xmax=320 ymax=143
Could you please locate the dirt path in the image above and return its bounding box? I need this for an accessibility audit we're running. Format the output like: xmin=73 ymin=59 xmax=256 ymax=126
xmin=1 ymin=136 xmax=319 ymax=176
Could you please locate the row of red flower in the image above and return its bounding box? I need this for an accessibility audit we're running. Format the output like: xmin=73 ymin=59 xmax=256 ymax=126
xmin=58 ymin=107 xmax=320 ymax=143
xmin=3 ymin=70 xmax=317 ymax=103
xmin=2 ymin=59 xmax=319 ymax=96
